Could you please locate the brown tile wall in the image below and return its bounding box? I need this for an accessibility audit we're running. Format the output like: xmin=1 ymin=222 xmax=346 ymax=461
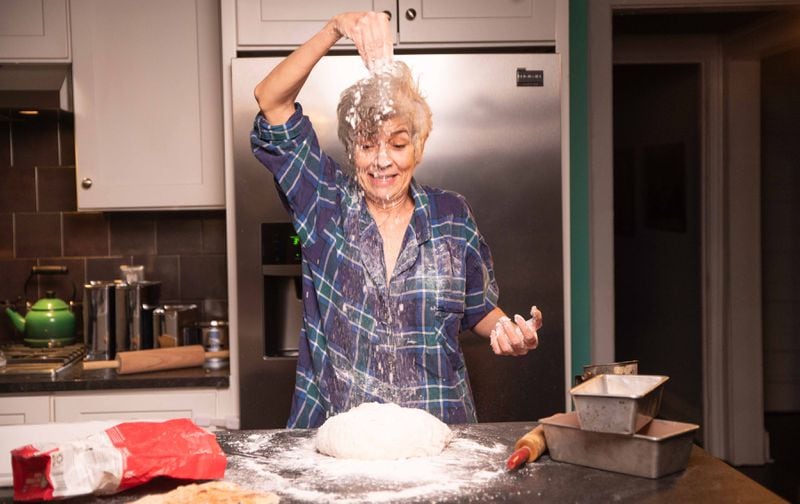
xmin=0 ymin=109 xmax=227 ymax=344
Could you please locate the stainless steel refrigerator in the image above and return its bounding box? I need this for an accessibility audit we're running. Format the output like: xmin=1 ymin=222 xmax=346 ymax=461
xmin=232 ymin=53 xmax=564 ymax=429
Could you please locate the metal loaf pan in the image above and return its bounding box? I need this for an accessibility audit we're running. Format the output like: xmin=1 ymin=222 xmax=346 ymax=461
xmin=539 ymin=412 xmax=698 ymax=479
xmin=570 ymin=374 xmax=669 ymax=435
xmin=578 ymin=360 xmax=638 ymax=384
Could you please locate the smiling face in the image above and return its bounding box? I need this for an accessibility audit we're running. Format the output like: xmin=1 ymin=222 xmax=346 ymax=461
xmin=337 ymin=61 xmax=433 ymax=208
xmin=354 ymin=116 xmax=418 ymax=209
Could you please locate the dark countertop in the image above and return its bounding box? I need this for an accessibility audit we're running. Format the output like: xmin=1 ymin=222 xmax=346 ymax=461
xmin=0 ymin=364 xmax=229 ymax=394
xmin=1 ymin=422 xmax=784 ymax=503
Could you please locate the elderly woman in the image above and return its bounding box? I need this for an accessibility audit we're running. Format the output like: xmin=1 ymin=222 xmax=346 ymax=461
xmin=252 ymin=11 xmax=542 ymax=428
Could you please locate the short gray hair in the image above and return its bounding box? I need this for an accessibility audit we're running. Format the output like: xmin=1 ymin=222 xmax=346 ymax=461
xmin=337 ymin=61 xmax=432 ymax=169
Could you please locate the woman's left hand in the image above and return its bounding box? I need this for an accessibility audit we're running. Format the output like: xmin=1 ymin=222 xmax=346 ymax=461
xmin=490 ymin=306 xmax=542 ymax=356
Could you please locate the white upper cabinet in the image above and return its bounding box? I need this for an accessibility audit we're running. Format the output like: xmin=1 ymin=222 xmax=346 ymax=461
xmin=0 ymin=0 xmax=70 ymax=61
xmin=236 ymin=0 xmax=396 ymax=47
xmin=397 ymin=0 xmax=555 ymax=44
xmin=71 ymin=0 xmax=225 ymax=210
xmin=235 ymin=0 xmax=555 ymax=48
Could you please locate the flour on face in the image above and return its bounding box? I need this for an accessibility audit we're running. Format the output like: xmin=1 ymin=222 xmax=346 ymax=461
xmin=315 ymin=402 xmax=453 ymax=460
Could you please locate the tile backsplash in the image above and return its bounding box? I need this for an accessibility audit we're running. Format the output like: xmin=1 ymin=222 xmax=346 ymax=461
xmin=0 ymin=109 xmax=227 ymax=344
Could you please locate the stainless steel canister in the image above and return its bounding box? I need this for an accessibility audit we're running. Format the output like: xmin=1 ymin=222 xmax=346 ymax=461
xmin=152 ymin=304 xmax=198 ymax=347
xmin=126 ymin=281 xmax=161 ymax=350
xmin=83 ymin=281 xmax=116 ymax=361
xmin=113 ymin=282 xmax=134 ymax=354
xmin=83 ymin=280 xmax=161 ymax=356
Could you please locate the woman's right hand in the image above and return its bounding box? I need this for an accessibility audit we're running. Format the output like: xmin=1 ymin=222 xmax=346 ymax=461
xmin=332 ymin=11 xmax=393 ymax=71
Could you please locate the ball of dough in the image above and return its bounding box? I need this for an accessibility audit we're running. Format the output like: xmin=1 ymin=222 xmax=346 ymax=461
xmin=315 ymin=402 xmax=453 ymax=460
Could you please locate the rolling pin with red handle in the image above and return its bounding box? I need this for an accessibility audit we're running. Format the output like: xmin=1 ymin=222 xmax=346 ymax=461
xmin=82 ymin=345 xmax=229 ymax=375
xmin=506 ymin=425 xmax=547 ymax=471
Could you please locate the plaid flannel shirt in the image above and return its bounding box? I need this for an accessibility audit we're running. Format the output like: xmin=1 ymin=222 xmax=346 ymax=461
xmin=251 ymin=104 xmax=499 ymax=428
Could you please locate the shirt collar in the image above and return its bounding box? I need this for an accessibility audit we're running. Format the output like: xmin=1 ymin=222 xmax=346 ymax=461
xmin=345 ymin=177 xmax=432 ymax=247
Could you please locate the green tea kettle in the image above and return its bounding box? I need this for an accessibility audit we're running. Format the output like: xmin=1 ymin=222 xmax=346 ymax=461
xmin=4 ymin=266 xmax=77 ymax=347
xmin=6 ymin=291 xmax=76 ymax=347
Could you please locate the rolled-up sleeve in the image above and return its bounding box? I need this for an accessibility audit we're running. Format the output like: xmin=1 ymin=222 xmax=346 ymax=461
xmin=250 ymin=103 xmax=338 ymax=246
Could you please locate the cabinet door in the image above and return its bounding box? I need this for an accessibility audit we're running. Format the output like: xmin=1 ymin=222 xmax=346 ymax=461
xmin=0 ymin=394 xmax=51 ymax=425
xmin=397 ymin=0 xmax=555 ymax=44
xmin=0 ymin=0 xmax=70 ymax=61
xmin=71 ymin=0 xmax=224 ymax=210
xmin=236 ymin=0 xmax=396 ymax=47
xmin=53 ymin=390 xmax=217 ymax=422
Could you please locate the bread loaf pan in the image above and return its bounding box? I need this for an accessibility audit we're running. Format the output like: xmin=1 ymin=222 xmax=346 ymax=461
xmin=539 ymin=412 xmax=698 ymax=479
xmin=570 ymin=374 xmax=668 ymax=434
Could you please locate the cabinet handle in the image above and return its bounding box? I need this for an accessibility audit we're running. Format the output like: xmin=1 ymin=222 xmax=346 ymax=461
xmin=81 ymin=177 xmax=93 ymax=189
xmin=382 ymin=10 xmax=392 ymax=21
xmin=405 ymin=8 xmax=417 ymax=21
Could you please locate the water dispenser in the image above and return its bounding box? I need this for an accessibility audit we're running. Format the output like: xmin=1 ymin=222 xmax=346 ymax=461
xmin=262 ymin=223 xmax=303 ymax=357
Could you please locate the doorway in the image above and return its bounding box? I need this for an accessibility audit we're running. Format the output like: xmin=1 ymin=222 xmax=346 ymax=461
xmin=612 ymin=64 xmax=703 ymax=440
xmin=583 ymin=2 xmax=800 ymax=499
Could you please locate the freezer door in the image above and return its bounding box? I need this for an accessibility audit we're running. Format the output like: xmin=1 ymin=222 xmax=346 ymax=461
xmin=233 ymin=54 xmax=563 ymax=426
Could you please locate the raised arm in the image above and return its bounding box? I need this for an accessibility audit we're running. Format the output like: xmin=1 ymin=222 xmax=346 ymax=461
xmin=254 ymin=11 xmax=393 ymax=125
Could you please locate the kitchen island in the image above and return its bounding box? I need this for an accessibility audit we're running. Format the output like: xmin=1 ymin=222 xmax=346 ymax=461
xmin=2 ymin=422 xmax=783 ymax=503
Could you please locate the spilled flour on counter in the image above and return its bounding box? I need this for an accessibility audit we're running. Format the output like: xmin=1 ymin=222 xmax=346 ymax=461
xmin=220 ymin=425 xmax=525 ymax=503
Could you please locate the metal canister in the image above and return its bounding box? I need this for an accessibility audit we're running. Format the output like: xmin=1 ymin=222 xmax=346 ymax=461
xmin=184 ymin=320 xmax=229 ymax=369
xmin=127 ymin=281 xmax=161 ymax=350
xmin=152 ymin=304 xmax=198 ymax=347
xmin=83 ymin=281 xmax=116 ymax=361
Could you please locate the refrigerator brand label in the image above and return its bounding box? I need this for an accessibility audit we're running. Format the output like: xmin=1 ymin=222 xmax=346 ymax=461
xmin=516 ymin=68 xmax=544 ymax=87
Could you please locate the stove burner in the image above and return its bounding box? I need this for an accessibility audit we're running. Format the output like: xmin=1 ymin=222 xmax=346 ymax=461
xmin=0 ymin=344 xmax=86 ymax=376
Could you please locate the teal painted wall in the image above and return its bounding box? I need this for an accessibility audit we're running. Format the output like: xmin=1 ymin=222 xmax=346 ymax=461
xmin=569 ymin=0 xmax=591 ymax=380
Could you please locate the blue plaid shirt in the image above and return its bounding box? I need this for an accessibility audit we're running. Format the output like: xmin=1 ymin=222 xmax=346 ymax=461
xmin=251 ymin=104 xmax=499 ymax=428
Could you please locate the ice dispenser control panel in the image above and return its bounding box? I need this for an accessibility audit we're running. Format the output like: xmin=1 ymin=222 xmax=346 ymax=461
xmin=262 ymin=223 xmax=301 ymax=265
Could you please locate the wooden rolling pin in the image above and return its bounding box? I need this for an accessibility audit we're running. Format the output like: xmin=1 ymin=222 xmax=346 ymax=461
xmin=506 ymin=425 xmax=547 ymax=471
xmin=83 ymin=345 xmax=229 ymax=375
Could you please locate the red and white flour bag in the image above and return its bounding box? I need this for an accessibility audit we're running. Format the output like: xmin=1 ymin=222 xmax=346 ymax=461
xmin=11 ymin=418 xmax=227 ymax=501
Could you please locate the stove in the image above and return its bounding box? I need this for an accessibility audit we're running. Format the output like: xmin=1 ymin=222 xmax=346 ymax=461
xmin=0 ymin=344 xmax=86 ymax=377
